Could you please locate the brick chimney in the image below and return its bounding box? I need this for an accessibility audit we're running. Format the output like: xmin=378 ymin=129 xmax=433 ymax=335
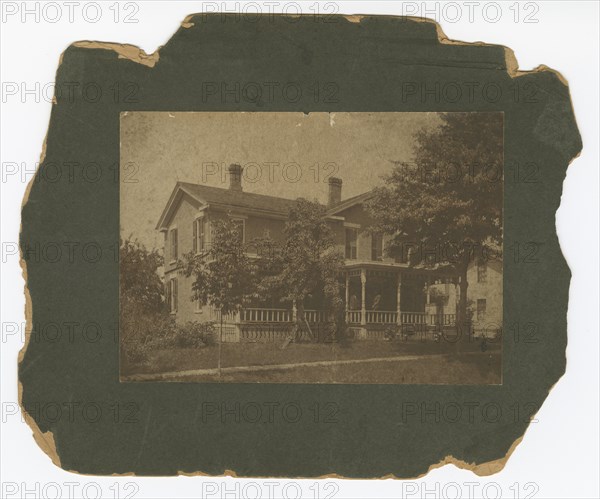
xmin=327 ymin=177 xmax=342 ymax=207
xmin=228 ymin=164 xmax=243 ymax=191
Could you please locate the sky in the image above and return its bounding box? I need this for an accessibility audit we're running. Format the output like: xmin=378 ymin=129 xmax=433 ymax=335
xmin=120 ymin=112 xmax=443 ymax=249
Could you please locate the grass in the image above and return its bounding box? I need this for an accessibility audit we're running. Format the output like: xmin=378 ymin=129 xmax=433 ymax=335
xmin=172 ymin=352 xmax=502 ymax=385
xmin=122 ymin=338 xmax=501 ymax=384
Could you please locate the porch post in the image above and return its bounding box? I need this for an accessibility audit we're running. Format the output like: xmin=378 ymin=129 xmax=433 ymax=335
xmin=292 ymin=300 xmax=297 ymax=323
xmin=360 ymin=269 xmax=367 ymax=326
xmin=455 ymin=278 xmax=460 ymax=318
xmin=345 ymin=272 xmax=350 ymax=318
xmin=396 ymin=272 xmax=402 ymax=325
xmin=424 ymin=276 xmax=432 ymax=327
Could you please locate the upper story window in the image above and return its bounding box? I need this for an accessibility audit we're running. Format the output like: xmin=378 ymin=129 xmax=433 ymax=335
xmin=231 ymin=218 xmax=245 ymax=245
xmin=193 ymin=217 xmax=207 ymax=253
xmin=345 ymin=228 xmax=358 ymax=260
xmin=169 ymin=228 xmax=178 ymax=262
xmin=371 ymin=233 xmax=383 ymax=261
xmin=477 ymin=260 xmax=487 ymax=282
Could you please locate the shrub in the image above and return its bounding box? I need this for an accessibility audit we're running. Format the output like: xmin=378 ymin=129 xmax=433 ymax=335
xmin=173 ymin=321 xmax=216 ymax=348
xmin=120 ymin=300 xmax=176 ymax=367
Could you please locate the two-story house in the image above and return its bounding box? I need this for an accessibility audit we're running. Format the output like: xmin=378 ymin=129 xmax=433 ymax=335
xmin=156 ymin=164 xmax=497 ymax=341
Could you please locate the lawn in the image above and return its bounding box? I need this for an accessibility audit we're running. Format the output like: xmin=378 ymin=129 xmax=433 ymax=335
xmin=172 ymin=352 xmax=502 ymax=385
xmin=121 ymin=339 xmax=501 ymax=384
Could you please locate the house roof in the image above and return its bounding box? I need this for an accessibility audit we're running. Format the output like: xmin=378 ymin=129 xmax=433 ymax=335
xmin=156 ymin=182 xmax=300 ymax=230
xmin=179 ymin=182 xmax=299 ymax=214
xmin=156 ymin=181 xmax=376 ymax=230
xmin=325 ymin=190 xmax=375 ymax=216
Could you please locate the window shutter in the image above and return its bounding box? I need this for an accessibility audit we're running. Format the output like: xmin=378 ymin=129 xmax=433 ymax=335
xmin=166 ymin=280 xmax=171 ymax=312
xmin=200 ymin=219 xmax=205 ymax=250
xmin=193 ymin=220 xmax=197 ymax=253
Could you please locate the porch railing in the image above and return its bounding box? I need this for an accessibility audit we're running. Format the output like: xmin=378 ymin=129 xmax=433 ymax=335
xmin=240 ymin=308 xmax=291 ymax=323
xmin=303 ymin=310 xmax=327 ymax=323
xmin=346 ymin=311 xmax=429 ymax=325
xmin=347 ymin=311 xmax=362 ymax=324
xmin=366 ymin=311 xmax=398 ymax=324
xmin=429 ymin=314 xmax=456 ymax=326
xmin=401 ymin=312 xmax=428 ymax=324
xmin=239 ymin=308 xmax=326 ymax=323
xmin=235 ymin=308 xmax=455 ymax=326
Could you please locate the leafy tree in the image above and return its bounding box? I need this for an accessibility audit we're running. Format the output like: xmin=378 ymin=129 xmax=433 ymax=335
xmin=258 ymin=199 xmax=344 ymax=339
xmin=119 ymin=237 xmax=168 ymax=366
xmin=181 ymin=217 xmax=257 ymax=376
xmin=366 ymin=113 xmax=503 ymax=330
xmin=119 ymin=237 xmax=164 ymax=311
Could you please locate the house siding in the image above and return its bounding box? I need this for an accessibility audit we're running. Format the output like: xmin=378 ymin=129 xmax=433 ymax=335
xmin=163 ymin=196 xmax=290 ymax=324
xmin=330 ymin=204 xmax=396 ymax=264
xmin=466 ymin=259 xmax=503 ymax=333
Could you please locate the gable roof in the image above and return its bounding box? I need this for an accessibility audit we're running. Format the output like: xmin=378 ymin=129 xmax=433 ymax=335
xmin=178 ymin=182 xmax=298 ymax=214
xmin=156 ymin=181 xmax=376 ymax=230
xmin=156 ymin=182 xmax=299 ymax=230
xmin=325 ymin=190 xmax=375 ymax=216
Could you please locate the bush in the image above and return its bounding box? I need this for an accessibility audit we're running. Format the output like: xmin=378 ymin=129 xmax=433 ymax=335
xmin=120 ymin=297 xmax=216 ymax=372
xmin=120 ymin=301 xmax=176 ymax=367
xmin=173 ymin=321 xmax=216 ymax=348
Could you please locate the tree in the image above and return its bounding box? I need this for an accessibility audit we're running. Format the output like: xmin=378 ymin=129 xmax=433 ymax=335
xmin=366 ymin=113 xmax=503 ymax=331
xmin=258 ymin=198 xmax=344 ymax=340
xmin=181 ymin=217 xmax=257 ymax=377
xmin=119 ymin=237 xmax=168 ymax=365
xmin=119 ymin=237 xmax=164 ymax=312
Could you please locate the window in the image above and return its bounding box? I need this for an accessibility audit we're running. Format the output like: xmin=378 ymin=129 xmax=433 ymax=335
xmin=169 ymin=228 xmax=178 ymax=261
xmin=371 ymin=233 xmax=383 ymax=261
xmin=345 ymin=228 xmax=358 ymax=259
xmin=476 ymin=299 xmax=486 ymax=322
xmin=477 ymin=260 xmax=487 ymax=282
xmin=193 ymin=279 xmax=202 ymax=313
xmin=167 ymin=277 xmax=178 ymax=314
xmin=193 ymin=217 xmax=207 ymax=253
xmin=231 ymin=218 xmax=245 ymax=244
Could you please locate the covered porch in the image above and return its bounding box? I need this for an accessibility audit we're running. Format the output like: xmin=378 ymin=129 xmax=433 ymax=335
xmin=207 ymin=263 xmax=460 ymax=342
xmin=343 ymin=263 xmax=458 ymax=328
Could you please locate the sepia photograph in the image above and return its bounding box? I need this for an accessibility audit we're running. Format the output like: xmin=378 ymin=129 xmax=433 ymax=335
xmin=7 ymin=3 xmax=596 ymax=493
xmin=119 ymin=111 xmax=503 ymax=384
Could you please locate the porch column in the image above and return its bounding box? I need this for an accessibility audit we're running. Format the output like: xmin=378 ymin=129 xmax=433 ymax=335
xmin=292 ymin=300 xmax=297 ymax=322
xmin=396 ymin=272 xmax=402 ymax=325
xmin=425 ymin=276 xmax=432 ymax=326
xmin=345 ymin=272 xmax=350 ymax=316
xmin=455 ymin=278 xmax=460 ymax=317
xmin=360 ymin=269 xmax=367 ymax=326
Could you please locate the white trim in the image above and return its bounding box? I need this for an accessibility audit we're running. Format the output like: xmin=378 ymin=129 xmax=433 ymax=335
xmin=343 ymin=222 xmax=361 ymax=229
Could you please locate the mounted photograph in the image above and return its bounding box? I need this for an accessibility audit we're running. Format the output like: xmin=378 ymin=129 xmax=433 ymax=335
xmin=119 ymin=111 xmax=503 ymax=384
